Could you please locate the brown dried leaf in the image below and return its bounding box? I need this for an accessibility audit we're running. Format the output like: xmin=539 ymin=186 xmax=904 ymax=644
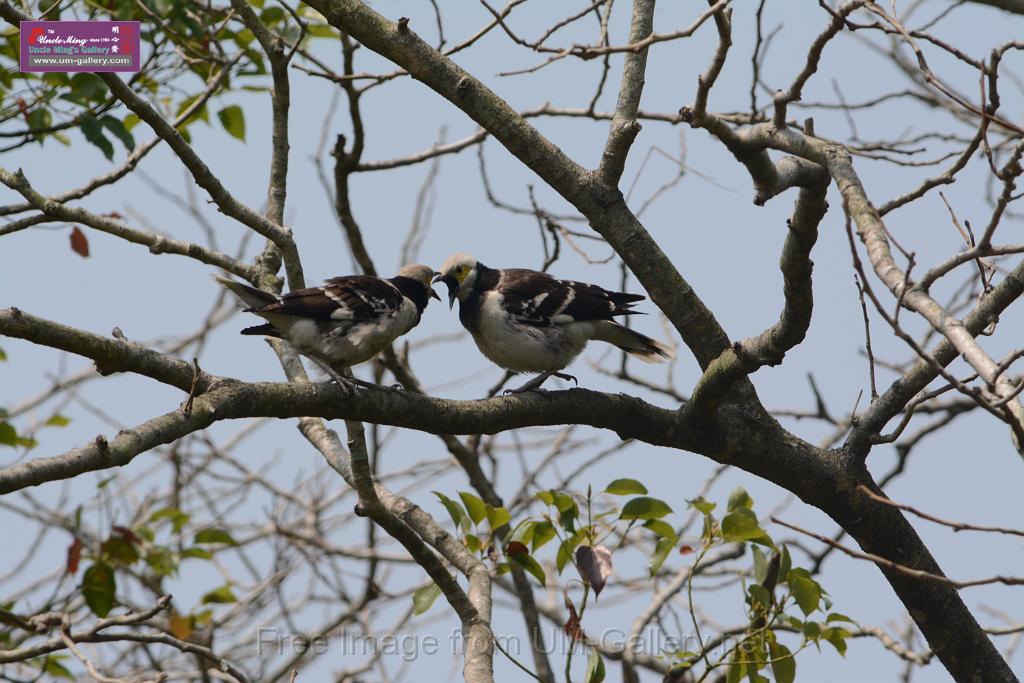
xmin=70 ymin=227 xmax=89 ymax=258
xmin=66 ymin=537 xmax=83 ymax=575
xmin=575 ymin=545 xmax=613 ymax=596
xmin=505 ymin=541 xmax=528 ymax=556
xmin=563 ymin=602 xmax=583 ymax=642
xmin=168 ymin=613 xmax=193 ymax=640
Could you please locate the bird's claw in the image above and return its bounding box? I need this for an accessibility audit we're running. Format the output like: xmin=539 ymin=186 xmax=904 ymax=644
xmin=503 ymin=386 xmax=547 ymax=396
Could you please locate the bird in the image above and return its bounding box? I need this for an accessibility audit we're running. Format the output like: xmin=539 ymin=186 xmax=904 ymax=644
xmin=215 ymin=264 xmax=439 ymax=384
xmin=433 ymin=253 xmax=674 ymax=392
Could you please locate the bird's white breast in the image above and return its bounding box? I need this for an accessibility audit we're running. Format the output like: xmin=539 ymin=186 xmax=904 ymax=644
xmin=279 ymin=297 xmax=418 ymax=368
xmin=472 ymin=292 xmax=590 ymax=372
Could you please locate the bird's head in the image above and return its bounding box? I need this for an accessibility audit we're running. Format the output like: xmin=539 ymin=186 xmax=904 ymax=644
xmin=433 ymin=253 xmax=479 ymax=309
xmin=396 ymin=263 xmax=442 ymax=302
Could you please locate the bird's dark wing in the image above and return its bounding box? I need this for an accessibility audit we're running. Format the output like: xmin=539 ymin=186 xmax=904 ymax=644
xmin=498 ymin=269 xmax=645 ymax=325
xmin=252 ymin=275 xmax=404 ymax=321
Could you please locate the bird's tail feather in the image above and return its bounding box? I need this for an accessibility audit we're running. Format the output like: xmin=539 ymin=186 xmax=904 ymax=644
xmin=213 ymin=275 xmax=278 ymax=310
xmin=240 ymin=323 xmax=281 ymax=338
xmin=594 ymin=321 xmax=675 ymax=364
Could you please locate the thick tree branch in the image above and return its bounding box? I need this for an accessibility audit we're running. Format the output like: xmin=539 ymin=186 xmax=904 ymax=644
xmin=3 ymin=303 xmax=1014 ymax=680
xmin=687 ymin=172 xmax=828 ymax=416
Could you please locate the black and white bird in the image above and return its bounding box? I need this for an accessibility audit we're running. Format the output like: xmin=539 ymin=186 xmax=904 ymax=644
xmin=215 ymin=264 xmax=439 ymax=382
xmin=434 ymin=253 xmax=674 ymax=392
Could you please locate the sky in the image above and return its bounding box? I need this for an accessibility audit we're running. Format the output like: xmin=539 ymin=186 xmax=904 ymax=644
xmin=2 ymin=1 xmax=1023 ymax=681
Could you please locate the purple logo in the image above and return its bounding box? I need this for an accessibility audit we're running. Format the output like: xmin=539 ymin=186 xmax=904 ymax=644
xmin=20 ymin=21 xmax=141 ymax=73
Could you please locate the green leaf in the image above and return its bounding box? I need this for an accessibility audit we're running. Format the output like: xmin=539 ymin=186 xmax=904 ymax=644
xmin=194 ymin=528 xmax=237 ymax=546
xmin=550 ymin=491 xmax=578 ymax=532
xmin=217 ymin=104 xmax=246 ymax=141
xmin=789 ymin=574 xmax=821 ymax=616
xmin=620 ymin=497 xmax=673 ymax=521
xmin=558 ymin=505 xmax=577 ymax=533
xmin=584 ymin=646 xmax=606 ymax=683
xmin=0 ymin=346 xmax=7 ymax=361
xmin=822 ymin=627 xmax=849 ymax=656
xmin=642 ymin=519 xmax=676 ymax=538
xmin=531 ymin=520 xmax=556 ymax=552
xmin=752 ymin=545 xmax=769 ymax=584
xmin=509 ymin=520 xmax=535 ymax=546
xmin=101 ymin=536 xmax=139 ymax=565
xmin=201 ymin=585 xmax=237 ymax=604
xmin=510 ymin=551 xmax=546 ymax=586
xmin=81 ymin=562 xmax=116 ymax=617
xmin=99 ymin=115 xmax=135 ymax=151
xmin=180 ymin=547 xmax=213 ymax=560
xmin=40 ymin=655 xmax=75 ymax=680
xmin=826 ymin=612 xmax=855 ymax=624
xmin=44 ymin=414 xmax=71 ymax=427
xmin=458 ymin=492 xmax=486 ymax=525
xmin=649 ymin=534 xmax=676 ymax=577
xmin=0 ymin=422 xmax=17 ymax=446
xmin=802 ymin=620 xmax=821 ymax=639
xmin=556 ymin=533 xmax=583 ymax=573
xmin=80 ymin=115 xmax=114 ymax=160
xmin=305 ymin=23 xmax=337 ymax=38
xmin=259 ymin=6 xmax=286 ymax=25
xmin=778 ymin=543 xmax=792 ymax=579
xmin=747 ymin=584 xmax=771 ymax=616
xmin=144 ymin=547 xmax=178 ymax=577
xmin=721 ymin=509 xmax=765 ymax=542
xmin=604 ymin=478 xmax=648 ymax=496
xmin=688 ymin=497 xmax=716 ymax=515
xmin=150 ymin=507 xmax=190 ymax=533
xmin=727 ymin=487 xmax=753 ymax=512
xmin=485 ymin=505 xmax=510 ymax=530
xmin=412 ymin=583 xmax=442 ymax=615
xmin=465 ymin=534 xmax=481 ymax=553
xmin=725 ymin=658 xmax=745 ymax=683
xmin=552 ymin=491 xmax=576 ymax=513
xmin=434 ymin=491 xmax=469 ymax=533
xmin=123 ymin=113 xmax=141 ymax=131
xmin=175 ymin=93 xmax=209 ymax=126
xmin=69 ymin=73 xmax=105 ymax=101
xmin=26 ymin=107 xmax=52 ymax=139
xmin=535 ymin=490 xmax=555 ymax=506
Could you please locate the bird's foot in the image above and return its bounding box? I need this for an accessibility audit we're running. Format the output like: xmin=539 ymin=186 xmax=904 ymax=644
xmin=505 ymin=371 xmax=554 ymax=394
xmin=552 ymin=371 xmax=578 ymax=385
xmin=316 ymin=365 xmax=372 ymax=392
